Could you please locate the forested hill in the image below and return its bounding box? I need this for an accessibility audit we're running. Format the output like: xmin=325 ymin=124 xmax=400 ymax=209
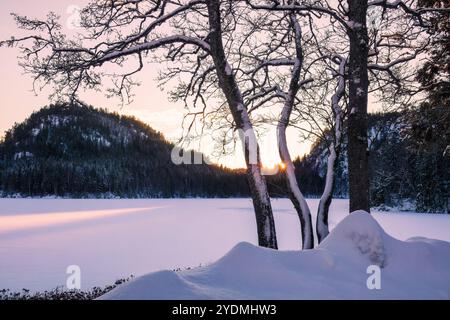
xmin=0 ymin=103 xmax=249 ymax=198
xmin=296 ymin=108 xmax=449 ymax=213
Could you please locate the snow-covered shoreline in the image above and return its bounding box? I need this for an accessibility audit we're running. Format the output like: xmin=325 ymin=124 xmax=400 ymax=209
xmin=0 ymin=194 xmax=439 ymax=214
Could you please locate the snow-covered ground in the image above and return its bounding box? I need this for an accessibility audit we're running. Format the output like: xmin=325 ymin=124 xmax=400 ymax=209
xmin=103 ymin=212 xmax=450 ymax=300
xmin=0 ymin=198 xmax=449 ymax=299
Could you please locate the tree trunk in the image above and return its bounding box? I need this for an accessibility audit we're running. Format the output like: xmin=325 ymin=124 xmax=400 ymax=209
xmin=206 ymin=0 xmax=278 ymax=249
xmin=347 ymin=0 xmax=370 ymax=213
xmin=316 ymin=145 xmax=339 ymax=243
xmin=316 ymin=57 xmax=346 ymax=243
xmin=277 ymin=14 xmax=314 ymax=250
xmin=278 ymin=119 xmax=314 ymax=249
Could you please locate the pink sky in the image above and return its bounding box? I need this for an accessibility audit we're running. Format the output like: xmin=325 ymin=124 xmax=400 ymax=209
xmin=0 ymin=0 xmax=183 ymax=139
xmin=0 ymin=1 xmax=326 ymax=168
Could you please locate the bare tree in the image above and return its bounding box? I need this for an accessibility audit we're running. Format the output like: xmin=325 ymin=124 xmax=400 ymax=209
xmin=245 ymin=0 xmax=448 ymax=215
xmin=218 ymin=6 xmax=317 ymax=249
xmin=345 ymin=0 xmax=371 ymax=213
xmin=276 ymin=13 xmax=315 ymax=249
xmin=241 ymin=0 xmax=447 ymax=246
xmin=206 ymin=0 xmax=278 ymax=248
xmin=1 ymin=0 xmax=280 ymax=249
xmin=315 ymin=56 xmax=347 ymax=243
xmin=299 ymin=3 xmax=435 ymax=241
xmin=244 ymin=0 xmax=370 ymax=213
xmin=226 ymin=5 xmax=345 ymax=247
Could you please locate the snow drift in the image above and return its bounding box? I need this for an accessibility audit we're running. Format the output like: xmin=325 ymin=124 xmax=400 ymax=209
xmin=100 ymin=211 xmax=450 ymax=300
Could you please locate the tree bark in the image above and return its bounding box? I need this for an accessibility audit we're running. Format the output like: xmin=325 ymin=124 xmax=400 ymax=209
xmin=206 ymin=0 xmax=278 ymax=249
xmin=277 ymin=13 xmax=314 ymax=250
xmin=316 ymin=57 xmax=346 ymax=243
xmin=316 ymin=145 xmax=339 ymax=243
xmin=347 ymin=0 xmax=370 ymax=213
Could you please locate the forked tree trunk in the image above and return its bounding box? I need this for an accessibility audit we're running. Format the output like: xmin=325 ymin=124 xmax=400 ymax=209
xmin=316 ymin=57 xmax=346 ymax=243
xmin=347 ymin=0 xmax=370 ymax=213
xmin=277 ymin=14 xmax=314 ymax=250
xmin=207 ymin=0 xmax=277 ymax=249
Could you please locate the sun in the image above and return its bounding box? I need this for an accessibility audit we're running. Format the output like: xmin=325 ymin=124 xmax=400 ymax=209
xmin=261 ymin=162 xmax=287 ymax=175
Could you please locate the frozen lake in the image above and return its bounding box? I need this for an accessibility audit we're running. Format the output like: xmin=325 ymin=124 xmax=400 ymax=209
xmin=1 ymin=198 xmax=449 ymax=292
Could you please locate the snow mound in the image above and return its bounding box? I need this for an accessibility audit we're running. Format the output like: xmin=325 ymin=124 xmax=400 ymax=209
xmin=100 ymin=212 xmax=450 ymax=300
xmin=319 ymin=211 xmax=388 ymax=267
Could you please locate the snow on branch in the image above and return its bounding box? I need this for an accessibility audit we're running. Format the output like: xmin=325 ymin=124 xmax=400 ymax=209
xmin=244 ymin=0 xmax=351 ymax=31
xmin=368 ymin=0 xmax=450 ymax=27
xmin=0 ymin=0 xmax=211 ymax=103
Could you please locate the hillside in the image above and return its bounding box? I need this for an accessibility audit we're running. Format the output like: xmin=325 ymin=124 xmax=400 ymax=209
xmin=0 ymin=103 xmax=248 ymax=198
xmin=296 ymin=109 xmax=449 ymax=213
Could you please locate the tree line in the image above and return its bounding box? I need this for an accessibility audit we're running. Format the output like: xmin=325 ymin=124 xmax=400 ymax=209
xmin=0 ymin=104 xmax=249 ymax=198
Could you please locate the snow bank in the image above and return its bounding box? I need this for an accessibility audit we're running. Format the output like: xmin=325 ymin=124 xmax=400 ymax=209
xmin=100 ymin=212 xmax=450 ymax=300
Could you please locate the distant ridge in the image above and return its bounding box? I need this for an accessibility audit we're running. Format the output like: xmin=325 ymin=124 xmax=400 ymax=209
xmin=0 ymin=103 xmax=248 ymax=198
